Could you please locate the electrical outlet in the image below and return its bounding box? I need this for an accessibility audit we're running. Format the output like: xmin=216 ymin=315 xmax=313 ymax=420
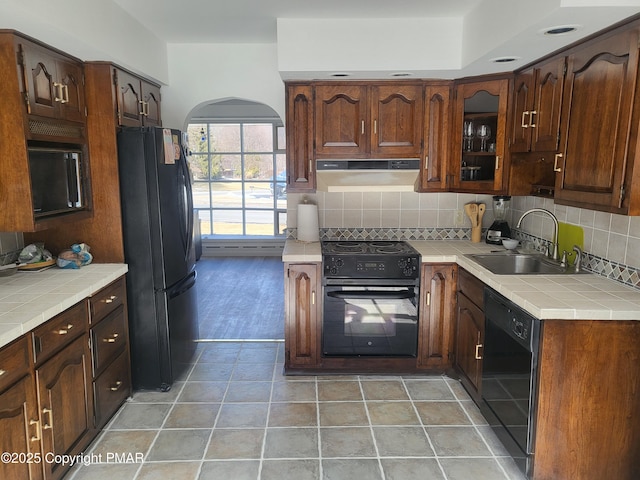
xmin=455 ymin=210 xmax=465 ymax=227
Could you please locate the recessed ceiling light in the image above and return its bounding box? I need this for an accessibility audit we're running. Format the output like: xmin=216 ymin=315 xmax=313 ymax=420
xmin=391 ymin=72 xmax=412 ymax=77
xmin=330 ymin=72 xmax=351 ymax=77
xmin=490 ymin=56 xmax=520 ymax=64
xmin=541 ymin=25 xmax=580 ymax=36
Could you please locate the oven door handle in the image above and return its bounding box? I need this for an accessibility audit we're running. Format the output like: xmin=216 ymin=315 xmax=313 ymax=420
xmin=327 ymin=290 xmax=415 ymax=300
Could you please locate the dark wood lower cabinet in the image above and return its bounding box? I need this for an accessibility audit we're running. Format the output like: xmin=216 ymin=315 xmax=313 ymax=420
xmin=35 ymin=335 xmax=94 ymax=480
xmin=533 ymin=320 xmax=640 ymax=480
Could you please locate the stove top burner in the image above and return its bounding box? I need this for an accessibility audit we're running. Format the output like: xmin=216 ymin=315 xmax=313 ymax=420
xmin=321 ymin=241 xmax=417 ymax=256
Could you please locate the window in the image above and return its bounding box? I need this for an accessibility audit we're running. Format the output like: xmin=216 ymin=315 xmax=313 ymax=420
xmin=187 ymin=122 xmax=286 ymax=237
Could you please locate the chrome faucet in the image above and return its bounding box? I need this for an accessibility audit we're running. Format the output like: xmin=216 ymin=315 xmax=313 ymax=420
xmin=572 ymin=245 xmax=583 ymax=273
xmin=515 ymin=208 xmax=559 ymax=261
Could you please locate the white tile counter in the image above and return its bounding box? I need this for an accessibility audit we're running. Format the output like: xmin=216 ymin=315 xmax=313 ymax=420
xmin=0 ymin=263 xmax=128 ymax=348
xmin=283 ymin=239 xmax=640 ymax=321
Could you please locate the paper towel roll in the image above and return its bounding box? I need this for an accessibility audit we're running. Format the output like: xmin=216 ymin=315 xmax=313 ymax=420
xmin=297 ymin=204 xmax=320 ymax=242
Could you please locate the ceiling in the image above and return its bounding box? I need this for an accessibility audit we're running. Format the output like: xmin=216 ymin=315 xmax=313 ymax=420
xmin=112 ymin=0 xmax=482 ymax=44
xmin=111 ymin=0 xmax=640 ymax=79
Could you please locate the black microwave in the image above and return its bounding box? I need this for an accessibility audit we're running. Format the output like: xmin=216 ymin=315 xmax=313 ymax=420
xmin=28 ymin=146 xmax=89 ymax=218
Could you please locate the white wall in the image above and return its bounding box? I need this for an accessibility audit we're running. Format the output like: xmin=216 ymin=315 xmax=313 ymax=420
xmin=162 ymin=43 xmax=285 ymax=130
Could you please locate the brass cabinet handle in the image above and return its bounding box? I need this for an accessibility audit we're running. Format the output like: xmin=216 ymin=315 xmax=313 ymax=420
xmin=554 ymin=153 xmax=563 ymax=172
xmin=53 ymin=82 xmax=64 ymax=102
xmin=521 ymin=111 xmax=529 ymax=128
xmin=139 ymin=100 xmax=145 ymax=115
xmin=29 ymin=419 xmax=41 ymax=442
xmin=529 ymin=110 xmax=537 ymax=127
xmin=56 ymin=323 xmax=74 ymax=335
xmin=426 ymin=292 xmax=431 ymax=306
xmin=475 ymin=343 xmax=483 ymax=360
xmin=361 ymin=120 xmax=365 ymax=135
xmin=311 ymin=291 xmax=316 ymax=305
xmin=424 ymin=156 xmax=428 ymax=170
xmin=373 ymin=119 xmax=377 ymax=135
xmin=109 ymin=381 xmax=123 ymax=392
xmin=103 ymin=333 xmax=119 ymax=344
xmin=0 ymin=369 xmax=5 ymax=376
xmin=495 ymin=156 xmax=501 ymax=170
xmin=42 ymin=408 xmax=53 ymax=430
xmin=105 ymin=295 xmax=117 ymax=304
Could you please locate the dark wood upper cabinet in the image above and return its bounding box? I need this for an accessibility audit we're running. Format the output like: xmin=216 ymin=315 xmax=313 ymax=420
xmin=315 ymin=83 xmax=423 ymax=159
xmin=17 ymin=39 xmax=86 ymax=125
xmin=419 ymin=82 xmax=452 ymax=192
xmin=554 ymin=26 xmax=640 ymax=213
xmin=451 ymin=78 xmax=509 ymax=193
xmin=510 ymin=57 xmax=565 ymax=154
xmin=114 ymin=68 xmax=162 ymax=127
xmin=285 ymin=83 xmax=315 ymax=192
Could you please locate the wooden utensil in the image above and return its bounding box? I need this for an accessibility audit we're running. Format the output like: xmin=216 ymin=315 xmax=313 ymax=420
xmin=464 ymin=203 xmax=478 ymax=227
xmin=472 ymin=203 xmax=486 ymax=243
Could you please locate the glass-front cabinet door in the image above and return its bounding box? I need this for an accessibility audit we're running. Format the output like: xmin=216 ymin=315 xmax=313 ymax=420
xmin=452 ymin=79 xmax=509 ymax=192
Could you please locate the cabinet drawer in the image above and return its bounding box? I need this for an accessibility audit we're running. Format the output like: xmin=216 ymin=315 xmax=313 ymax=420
xmin=0 ymin=336 xmax=30 ymax=392
xmin=90 ymin=278 xmax=126 ymax=325
xmin=93 ymin=349 xmax=130 ymax=428
xmin=32 ymin=301 xmax=87 ymax=364
xmin=457 ymin=268 xmax=484 ymax=310
xmin=91 ymin=305 xmax=127 ymax=376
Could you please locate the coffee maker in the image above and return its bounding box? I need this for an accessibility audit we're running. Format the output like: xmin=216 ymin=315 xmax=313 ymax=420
xmin=486 ymin=195 xmax=511 ymax=244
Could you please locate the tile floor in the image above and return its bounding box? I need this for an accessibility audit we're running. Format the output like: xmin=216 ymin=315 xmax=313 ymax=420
xmin=67 ymin=342 xmax=526 ymax=480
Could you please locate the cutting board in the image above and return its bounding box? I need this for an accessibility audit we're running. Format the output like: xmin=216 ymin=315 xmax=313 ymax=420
xmin=557 ymin=222 xmax=584 ymax=264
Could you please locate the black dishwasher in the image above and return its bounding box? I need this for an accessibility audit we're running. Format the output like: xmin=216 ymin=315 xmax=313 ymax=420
xmin=482 ymin=288 xmax=541 ymax=478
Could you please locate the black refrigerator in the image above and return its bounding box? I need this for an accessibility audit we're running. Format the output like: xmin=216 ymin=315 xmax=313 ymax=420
xmin=117 ymin=126 xmax=198 ymax=391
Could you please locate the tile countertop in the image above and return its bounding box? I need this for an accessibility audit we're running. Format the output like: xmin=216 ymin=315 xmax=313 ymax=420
xmin=282 ymin=239 xmax=640 ymax=321
xmin=0 ymin=263 xmax=128 ymax=349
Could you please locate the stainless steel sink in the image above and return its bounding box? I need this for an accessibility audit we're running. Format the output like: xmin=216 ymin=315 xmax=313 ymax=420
xmin=465 ymin=252 xmax=585 ymax=275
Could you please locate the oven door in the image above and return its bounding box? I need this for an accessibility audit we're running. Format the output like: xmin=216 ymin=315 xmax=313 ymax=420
xmin=322 ymin=284 xmax=419 ymax=356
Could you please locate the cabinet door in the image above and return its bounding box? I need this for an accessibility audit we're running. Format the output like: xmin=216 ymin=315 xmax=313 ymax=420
xmin=115 ymin=69 xmax=144 ymax=127
xmin=141 ymin=80 xmax=162 ymax=127
xmin=555 ymin=29 xmax=638 ymax=212
xmin=315 ymin=84 xmax=368 ymax=156
xmin=530 ymin=57 xmax=565 ymax=152
xmin=285 ymin=84 xmax=316 ymax=192
xmin=418 ymin=264 xmax=456 ymax=368
xmin=509 ymin=69 xmax=535 ymax=153
xmin=36 ymin=335 xmax=94 ymax=480
xmin=56 ymin=58 xmax=85 ymax=124
xmin=0 ymin=376 xmax=43 ymax=480
xmin=285 ymin=264 xmax=320 ymax=368
xmin=452 ymin=79 xmax=509 ymax=193
xmin=419 ymin=84 xmax=451 ymax=191
xmin=19 ymin=42 xmax=58 ymax=119
xmin=371 ymin=84 xmax=423 ymax=157
xmin=455 ymin=292 xmax=484 ymax=402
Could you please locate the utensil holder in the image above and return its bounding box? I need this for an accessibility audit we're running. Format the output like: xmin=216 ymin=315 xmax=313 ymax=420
xmin=471 ymin=226 xmax=482 ymax=243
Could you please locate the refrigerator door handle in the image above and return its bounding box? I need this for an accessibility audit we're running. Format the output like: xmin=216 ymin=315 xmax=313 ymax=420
xmin=181 ymin=147 xmax=194 ymax=264
xmin=168 ymin=270 xmax=197 ymax=299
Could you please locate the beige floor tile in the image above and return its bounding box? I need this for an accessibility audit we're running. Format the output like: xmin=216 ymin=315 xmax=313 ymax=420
xmin=129 ymin=383 xmax=184 ymax=403
xmin=177 ymin=381 xmax=228 ymax=403
xmin=263 ymin=428 xmax=319 ymax=458
xmin=317 ymin=381 xmax=362 ymax=401
xmin=89 ymin=430 xmax=157 ymax=458
xmin=319 ymin=402 xmax=369 ymax=426
xmin=188 ymin=363 xmax=234 ymax=381
xmin=109 ymin=403 xmax=171 ymax=429
xmin=414 ymin=401 xmax=472 ymax=426
xmin=322 ymin=459 xmax=383 ymax=480
xmin=366 ymin=401 xmax=420 ymax=425
xmin=136 ymin=461 xmax=201 ymax=480
xmin=381 ymin=458 xmax=445 ymax=479
xmin=426 ymin=426 xmax=493 ymax=456
xmin=404 ymin=379 xmax=456 ymax=400
xmin=268 ymin=402 xmax=317 ymax=427
xmin=67 ymin=462 xmax=140 ymax=480
xmin=146 ymin=429 xmax=210 ymax=461
xmin=198 ymin=460 xmax=260 ymax=480
xmin=224 ymin=381 xmax=272 ymax=402
xmin=261 ymin=459 xmax=320 ymax=480
xmin=231 ymin=363 xmax=276 ymax=381
xmin=360 ymin=380 xmax=409 ymax=400
xmin=164 ymin=403 xmax=220 ymax=428
xmin=205 ymin=428 xmax=265 ymax=459
xmin=271 ymin=381 xmax=316 ymax=402
xmin=320 ymin=427 xmax=377 ymax=458
xmin=372 ymin=426 xmax=434 ymax=457
xmin=215 ymin=403 xmax=269 ymax=428
xmin=439 ymin=457 xmax=510 ymax=480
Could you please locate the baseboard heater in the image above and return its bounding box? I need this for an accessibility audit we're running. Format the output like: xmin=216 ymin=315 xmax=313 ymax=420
xmin=202 ymin=240 xmax=285 ymax=257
